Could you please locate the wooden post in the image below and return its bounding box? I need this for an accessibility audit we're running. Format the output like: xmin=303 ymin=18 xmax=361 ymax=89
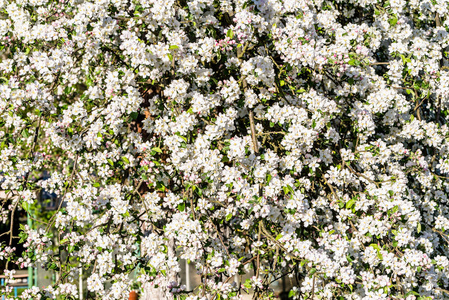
xmin=185 ymin=259 xmax=190 ymax=291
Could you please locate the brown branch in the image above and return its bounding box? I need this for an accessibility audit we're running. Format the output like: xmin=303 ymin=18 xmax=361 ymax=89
xmin=432 ymin=227 xmax=449 ymax=244
xmin=190 ymin=187 xmax=196 ymax=221
xmin=249 ymin=110 xmax=259 ymax=154
xmin=45 ymin=154 xmax=79 ymax=233
xmin=311 ymin=274 xmax=316 ymax=300
xmin=436 ymin=96 xmax=441 ymax=126
xmin=256 ymin=221 xmax=261 ymax=278
xmin=436 ymin=12 xmax=442 ymax=27
xmin=236 ymin=43 xmax=259 ymax=154
xmin=413 ymin=94 xmax=429 ymax=113
xmin=113 ymin=12 xmax=150 ymax=21
xmin=242 ymin=255 xmax=257 ymax=266
xmin=346 ymin=164 xmax=380 ymax=187
xmin=258 ymin=221 xmax=300 ymax=261
xmin=370 ymin=62 xmax=390 ymax=65
xmin=210 ymin=220 xmax=231 ymax=258
xmin=437 ymin=287 xmax=449 ymax=295
xmin=322 ymin=176 xmax=339 ymax=201
xmin=9 ymin=207 xmax=15 ymax=245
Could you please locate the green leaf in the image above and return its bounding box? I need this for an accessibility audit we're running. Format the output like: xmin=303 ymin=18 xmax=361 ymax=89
xmin=107 ymin=159 xmax=114 ymax=166
xmin=226 ymin=214 xmax=232 ymax=221
xmin=21 ymin=129 xmax=29 ymax=138
xmin=243 ymin=279 xmax=252 ymax=289
xmin=275 ymin=233 xmax=283 ymax=240
xmin=48 ymin=263 xmax=59 ymax=271
xmin=226 ymin=29 xmax=234 ymax=39
xmin=346 ymin=199 xmax=356 ymax=209
xmin=346 ymin=254 xmax=353 ymax=262
xmin=348 ymin=59 xmax=358 ymax=66
xmin=152 ymin=147 xmax=162 ymax=153
xmin=122 ymin=156 xmax=130 ymax=164
xmin=417 ymin=222 xmax=421 ymax=233
xmin=176 ymin=133 xmax=187 ymax=142
xmin=370 ymin=244 xmax=383 ymax=260
xmin=389 ymin=15 xmax=398 ymax=26
xmin=19 ymin=232 xmax=28 ymax=243
xmin=93 ymin=182 xmax=100 ymax=188
xmin=167 ymin=53 xmax=173 ymax=61
xmin=22 ymin=202 xmax=29 ymax=210
xmin=288 ymin=290 xmax=295 ymax=297
xmin=309 ymin=268 xmax=317 ymax=276
xmin=400 ymin=54 xmax=406 ymax=65
xmin=156 ymin=181 xmax=166 ymax=192
xmin=370 ymin=243 xmax=380 ymax=250
xmin=178 ymin=202 xmax=185 ymax=212
xmin=169 ymin=45 xmax=179 ymax=50
xmin=266 ymin=173 xmax=272 ymax=183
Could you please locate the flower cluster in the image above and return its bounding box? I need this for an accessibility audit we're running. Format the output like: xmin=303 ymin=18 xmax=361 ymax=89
xmin=2 ymin=0 xmax=449 ymax=299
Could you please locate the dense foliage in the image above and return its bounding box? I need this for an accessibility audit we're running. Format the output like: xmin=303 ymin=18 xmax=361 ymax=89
xmin=2 ymin=0 xmax=449 ymax=299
